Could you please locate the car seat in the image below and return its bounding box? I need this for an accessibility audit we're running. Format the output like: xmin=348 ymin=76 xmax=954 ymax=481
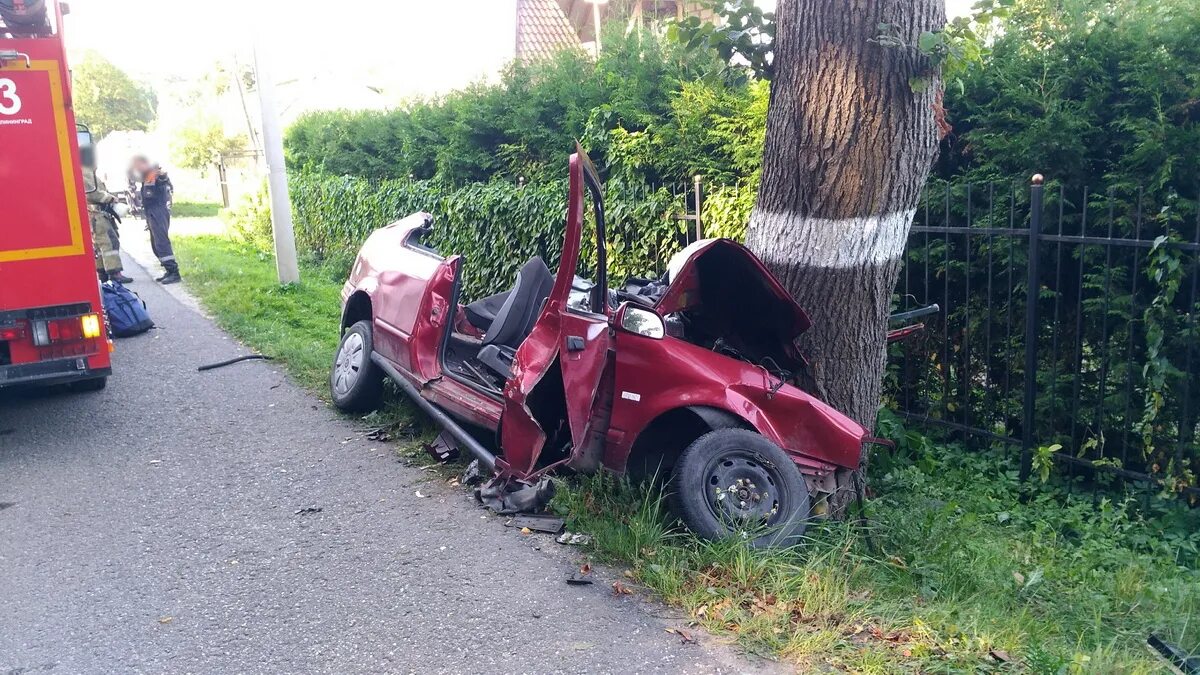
xmin=476 ymin=257 xmax=554 ymax=377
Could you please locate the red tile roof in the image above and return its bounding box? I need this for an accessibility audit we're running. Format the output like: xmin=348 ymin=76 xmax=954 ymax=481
xmin=515 ymin=0 xmax=582 ymax=62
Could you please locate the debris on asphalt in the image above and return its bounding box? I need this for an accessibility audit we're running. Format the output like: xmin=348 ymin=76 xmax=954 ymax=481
xmin=294 ymin=507 xmax=323 ymax=515
xmin=0 ymin=502 xmax=15 ymax=511
xmin=158 ymin=616 xmax=174 ymax=624
xmin=566 ymin=569 xmax=593 ymax=586
xmin=196 ymin=354 xmax=273 ymax=372
xmin=520 ymin=527 xmax=532 ymax=534
xmin=665 ymin=627 xmax=694 ymax=644
xmin=556 ymin=532 xmax=592 ymax=546
xmin=414 ymin=490 xmax=428 ymax=499
xmin=507 ymin=514 xmax=565 ymax=534
xmin=612 ymin=581 xmax=634 ymax=596
xmin=476 ymin=475 xmax=555 ymax=515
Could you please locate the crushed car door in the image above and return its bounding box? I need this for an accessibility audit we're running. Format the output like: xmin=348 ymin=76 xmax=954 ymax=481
xmin=498 ymin=148 xmax=611 ymax=477
xmin=408 ymin=254 xmax=460 ymax=382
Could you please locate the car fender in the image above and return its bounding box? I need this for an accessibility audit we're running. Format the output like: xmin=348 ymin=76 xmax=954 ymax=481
xmin=609 ymin=339 xmax=866 ymax=474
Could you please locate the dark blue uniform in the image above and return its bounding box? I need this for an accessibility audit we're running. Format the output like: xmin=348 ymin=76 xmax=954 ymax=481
xmin=141 ymin=167 xmax=179 ymax=281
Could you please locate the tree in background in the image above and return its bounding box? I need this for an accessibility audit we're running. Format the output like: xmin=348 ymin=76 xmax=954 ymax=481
xmin=745 ymin=0 xmax=947 ymax=512
xmin=171 ymin=116 xmax=248 ymax=207
xmin=172 ymin=116 xmax=247 ymax=173
xmin=72 ymin=51 xmax=156 ymax=138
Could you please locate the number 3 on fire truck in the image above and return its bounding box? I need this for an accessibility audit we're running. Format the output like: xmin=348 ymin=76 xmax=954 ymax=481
xmin=0 ymin=78 xmax=22 ymax=115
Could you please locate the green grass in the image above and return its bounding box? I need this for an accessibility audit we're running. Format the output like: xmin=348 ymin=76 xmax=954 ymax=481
xmin=175 ymin=234 xmax=1199 ymax=673
xmin=172 ymin=201 xmax=222 ymax=218
xmin=175 ymin=235 xmax=345 ymax=390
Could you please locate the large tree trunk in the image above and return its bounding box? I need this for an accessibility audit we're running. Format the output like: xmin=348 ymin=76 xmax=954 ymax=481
xmin=746 ymin=0 xmax=946 ymax=514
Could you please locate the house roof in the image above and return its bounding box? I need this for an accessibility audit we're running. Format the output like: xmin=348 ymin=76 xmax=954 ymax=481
xmin=515 ymin=0 xmax=581 ymax=62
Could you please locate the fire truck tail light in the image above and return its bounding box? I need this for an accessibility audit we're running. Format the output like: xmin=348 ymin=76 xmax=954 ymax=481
xmin=81 ymin=314 xmax=102 ymax=339
xmin=0 ymin=325 xmax=22 ymax=341
xmin=31 ymin=316 xmax=95 ymax=345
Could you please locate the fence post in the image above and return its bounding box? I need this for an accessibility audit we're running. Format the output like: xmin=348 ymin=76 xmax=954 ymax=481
xmin=1019 ymin=174 xmax=1044 ymax=482
xmin=693 ymin=174 xmax=703 ymax=240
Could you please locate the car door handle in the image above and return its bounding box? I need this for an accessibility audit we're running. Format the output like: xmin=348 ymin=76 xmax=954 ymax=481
xmin=566 ymin=335 xmax=585 ymax=352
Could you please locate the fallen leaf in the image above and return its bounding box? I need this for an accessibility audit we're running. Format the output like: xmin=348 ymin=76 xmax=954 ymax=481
xmin=990 ymin=649 xmax=1011 ymax=663
xmin=158 ymin=616 xmax=173 ymax=624
xmin=612 ymin=581 xmax=634 ymax=595
xmin=520 ymin=527 xmax=532 ymax=535
xmin=623 ymin=569 xmax=635 ymax=579
xmin=580 ymin=563 xmax=591 ymax=575
xmin=1013 ymin=571 xmax=1025 ymax=586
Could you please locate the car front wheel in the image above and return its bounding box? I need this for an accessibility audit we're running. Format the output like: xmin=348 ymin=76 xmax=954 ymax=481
xmin=330 ymin=320 xmax=384 ymax=413
xmin=671 ymin=428 xmax=811 ymax=548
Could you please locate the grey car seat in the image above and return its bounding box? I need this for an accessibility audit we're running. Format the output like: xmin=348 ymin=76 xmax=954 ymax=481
xmin=476 ymin=257 xmax=554 ymax=378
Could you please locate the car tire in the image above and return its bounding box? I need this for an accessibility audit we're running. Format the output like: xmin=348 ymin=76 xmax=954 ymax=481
xmin=69 ymin=376 xmax=107 ymax=392
xmin=330 ymin=320 xmax=384 ymax=413
xmin=671 ymin=428 xmax=811 ymax=548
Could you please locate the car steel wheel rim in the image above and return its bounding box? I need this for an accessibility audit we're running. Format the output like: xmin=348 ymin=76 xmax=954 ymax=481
xmin=703 ymin=449 xmax=784 ymax=530
xmin=333 ymin=332 xmax=365 ymax=396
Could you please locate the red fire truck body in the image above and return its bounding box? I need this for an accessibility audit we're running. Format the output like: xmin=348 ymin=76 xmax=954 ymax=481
xmin=1 ymin=2 xmax=112 ymax=390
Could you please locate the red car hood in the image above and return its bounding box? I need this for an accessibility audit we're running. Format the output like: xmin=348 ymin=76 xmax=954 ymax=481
xmin=655 ymin=238 xmax=812 ymax=341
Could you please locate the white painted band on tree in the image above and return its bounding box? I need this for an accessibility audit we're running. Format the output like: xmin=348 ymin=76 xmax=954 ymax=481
xmin=748 ymin=209 xmax=917 ymax=268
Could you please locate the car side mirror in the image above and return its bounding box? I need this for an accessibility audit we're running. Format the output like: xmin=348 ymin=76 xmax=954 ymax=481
xmin=617 ymin=302 xmax=665 ymax=339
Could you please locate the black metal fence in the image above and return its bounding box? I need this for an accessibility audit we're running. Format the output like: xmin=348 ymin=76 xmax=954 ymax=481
xmin=890 ymin=176 xmax=1200 ymax=500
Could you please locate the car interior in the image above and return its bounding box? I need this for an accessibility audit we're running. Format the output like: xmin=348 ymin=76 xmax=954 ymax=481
xmin=440 ymin=255 xmax=556 ymax=396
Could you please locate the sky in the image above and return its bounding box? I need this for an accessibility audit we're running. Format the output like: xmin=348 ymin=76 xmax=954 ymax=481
xmin=64 ymin=0 xmax=517 ymax=102
xmin=65 ymin=0 xmax=978 ymax=102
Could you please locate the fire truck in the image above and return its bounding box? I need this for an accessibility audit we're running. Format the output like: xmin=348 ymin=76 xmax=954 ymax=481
xmin=1 ymin=0 xmax=112 ymax=392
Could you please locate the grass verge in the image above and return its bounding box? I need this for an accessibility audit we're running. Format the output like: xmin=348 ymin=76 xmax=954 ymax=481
xmin=172 ymin=201 xmax=222 ymax=218
xmin=175 ymin=235 xmax=1199 ymax=673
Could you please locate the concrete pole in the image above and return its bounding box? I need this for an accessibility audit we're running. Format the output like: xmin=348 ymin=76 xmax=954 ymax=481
xmin=590 ymin=0 xmax=603 ymax=57
xmin=253 ymin=43 xmax=300 ymax=284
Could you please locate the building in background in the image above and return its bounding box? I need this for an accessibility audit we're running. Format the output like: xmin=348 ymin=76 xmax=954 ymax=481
xmin=515 ymin=0 xmax=717 ymax=61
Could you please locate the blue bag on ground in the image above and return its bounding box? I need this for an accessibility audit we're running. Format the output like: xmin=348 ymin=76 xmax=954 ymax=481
xmin=102 ymin=281 xmax=154 ymax=337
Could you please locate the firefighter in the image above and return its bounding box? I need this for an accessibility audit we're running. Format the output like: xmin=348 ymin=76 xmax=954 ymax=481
xmin=83 ymin=167 xmax=133 ymax=284
xmin=131 ymin=155 xmax=180 ymax=284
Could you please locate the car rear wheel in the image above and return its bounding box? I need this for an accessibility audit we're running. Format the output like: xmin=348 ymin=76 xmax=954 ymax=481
xmin=330 ymin=320 xmax=384 ymax=413
xmin=671 ymin=428 xmax=811 ymax=548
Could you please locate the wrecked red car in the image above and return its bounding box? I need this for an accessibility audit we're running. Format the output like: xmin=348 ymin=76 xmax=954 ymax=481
xmin=331 ymin=148 xmax=869 ymax=546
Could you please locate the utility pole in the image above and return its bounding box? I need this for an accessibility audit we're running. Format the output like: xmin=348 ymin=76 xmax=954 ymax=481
xmin=253 ymin=42 xmax=300 ymax=284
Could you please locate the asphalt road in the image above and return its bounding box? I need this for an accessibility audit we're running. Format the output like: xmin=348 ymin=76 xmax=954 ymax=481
xmin=0 ymin=253 xmax=779 ymax=675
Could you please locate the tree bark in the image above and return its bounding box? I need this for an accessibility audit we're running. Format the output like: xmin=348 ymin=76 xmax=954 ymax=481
xmin=746 ymin=0 xmax=946 ymax=514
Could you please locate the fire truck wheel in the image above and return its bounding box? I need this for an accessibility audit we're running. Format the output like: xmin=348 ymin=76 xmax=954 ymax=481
xmin=671 ymin=429 xmax=811 ymax=548
xmin=69 ymin=376 xmax=107 ymax=392
xmin=330 ymin=320 xmax=384 ymax=413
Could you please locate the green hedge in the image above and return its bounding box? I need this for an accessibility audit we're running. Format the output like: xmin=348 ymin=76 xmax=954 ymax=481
xmin=281 ymin=172 xmax=756 ymax=301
